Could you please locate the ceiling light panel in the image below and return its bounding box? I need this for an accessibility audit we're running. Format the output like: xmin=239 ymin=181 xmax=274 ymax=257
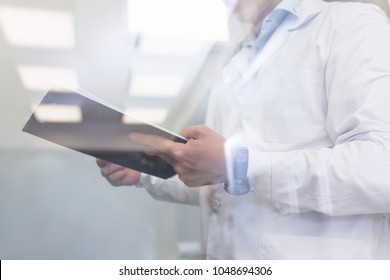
xmin=127 ymin=0 xmax=229 ymax=41
xmin=18 ymin=65 xmax=79 ymax=92
xmin=0 ymin=5 xmax=75 ymax=49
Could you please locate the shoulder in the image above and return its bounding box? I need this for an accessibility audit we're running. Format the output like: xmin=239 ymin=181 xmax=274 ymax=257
xmin=320 ymin=1 xmax=390 ymax=66
xmin=321 ymin=1 xmax=390 ymax=27
xmin=307 ymin=0 xmax=390 ymax=43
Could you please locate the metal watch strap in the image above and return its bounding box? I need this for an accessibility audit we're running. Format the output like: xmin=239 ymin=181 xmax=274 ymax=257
xmin=224 ymin=146 xmax=250 ymax=195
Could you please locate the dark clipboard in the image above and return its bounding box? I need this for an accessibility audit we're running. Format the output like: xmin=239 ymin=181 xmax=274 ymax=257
xmin=22 ymin=89 xmax=187 ymax=179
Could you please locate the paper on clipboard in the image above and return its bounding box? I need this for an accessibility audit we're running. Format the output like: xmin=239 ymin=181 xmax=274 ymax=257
xmin=22 ymin=88 xmax=187 ymax=179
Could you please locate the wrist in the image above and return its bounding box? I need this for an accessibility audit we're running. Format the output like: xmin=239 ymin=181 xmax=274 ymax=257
xmin=224 ymin=146 xmax=250 ymax=195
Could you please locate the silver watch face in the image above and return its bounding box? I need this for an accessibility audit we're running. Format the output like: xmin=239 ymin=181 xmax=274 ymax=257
xmin=224 ymin=179 xmax=250 ymax=195
xmin=225 ymin=146 xmax=250 ymax=195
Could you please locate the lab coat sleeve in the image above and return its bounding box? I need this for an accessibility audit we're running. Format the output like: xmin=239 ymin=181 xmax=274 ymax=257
xmin=136 ymin=174 xmax=200 ymax=206
xmin=250 ymin=6 xmax=390 ymax=216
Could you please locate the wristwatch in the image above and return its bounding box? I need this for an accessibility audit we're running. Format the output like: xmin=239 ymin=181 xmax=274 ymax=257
xmin=224 ymin=146 xmax=250 ymax=195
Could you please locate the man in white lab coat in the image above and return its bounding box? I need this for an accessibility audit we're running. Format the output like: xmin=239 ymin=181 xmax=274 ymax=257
xmin=97 ymin=0 xmax=390 ymax=259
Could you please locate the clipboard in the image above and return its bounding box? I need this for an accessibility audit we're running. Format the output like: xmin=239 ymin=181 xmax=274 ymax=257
xmin=22 ymin=88 xmax=187 ymax=179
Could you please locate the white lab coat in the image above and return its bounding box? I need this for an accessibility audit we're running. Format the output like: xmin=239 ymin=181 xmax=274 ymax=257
xmin=137 ymin=0 xmax=390 ymax=259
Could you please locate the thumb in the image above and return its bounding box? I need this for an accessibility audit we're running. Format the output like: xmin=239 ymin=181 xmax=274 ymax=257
xmin=180 ymin=125 xmax=208 ymax=140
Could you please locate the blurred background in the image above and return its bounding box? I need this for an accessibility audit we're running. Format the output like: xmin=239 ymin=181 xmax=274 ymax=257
xmin=0 ymin=0 xmax=240 ymax=260
xmin=0 ymin=0 xmax=389 ymax=259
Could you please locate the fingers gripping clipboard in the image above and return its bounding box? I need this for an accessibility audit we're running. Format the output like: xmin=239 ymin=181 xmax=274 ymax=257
xmin=22 ymin=88 xmax=187 ymax=179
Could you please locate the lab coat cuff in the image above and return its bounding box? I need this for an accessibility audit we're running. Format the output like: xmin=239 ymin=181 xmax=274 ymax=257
xmin=135 ymin=173 xmax=162 ymax=192
xmin=247 ymin=150 xmax=272 ymax=199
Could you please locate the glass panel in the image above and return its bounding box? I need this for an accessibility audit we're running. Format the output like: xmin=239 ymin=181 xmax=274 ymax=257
xmin=0 ymin=0 xmax=230 ymax=260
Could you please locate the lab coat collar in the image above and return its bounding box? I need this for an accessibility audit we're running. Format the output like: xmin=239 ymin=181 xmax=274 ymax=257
xmin=275 ymin=0 xmax=327 ymax=31
xmin=241 ymin=0 xmax=301 ymax=48
xmin=229 ymin=0 xmax=327 ymax=90
xmin=285 ymin=0 xmax=327 ymax=31
xmin=241 ymin=0 xmax=326 ymax=48
xmin=275 ymin=0 xmax=302 ymax=17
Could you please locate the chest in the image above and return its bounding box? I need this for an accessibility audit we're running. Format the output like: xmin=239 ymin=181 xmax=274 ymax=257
xmin=216 ymin=26 xmax=332 ymax=145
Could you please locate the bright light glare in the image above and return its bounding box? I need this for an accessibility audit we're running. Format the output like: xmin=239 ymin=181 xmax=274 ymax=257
xmin=127 ymin=0 xmax=229 ymax=41
xmin=34 ymin=104 xmax=82 ymax=123
xmin=129 ymin=74 xmax=184 ymax=97
xmin=0 ymin=6 xmax=75 ymax=49
xmin=223 ymin=0 xmax=238 ymax=13
xmin=139 ymin=35 xmax=205 ymax=55
xmin=123 ymin=107 xmax=169 ymax=124
xmin=18 ymin=65 xmax=79 ymax=92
